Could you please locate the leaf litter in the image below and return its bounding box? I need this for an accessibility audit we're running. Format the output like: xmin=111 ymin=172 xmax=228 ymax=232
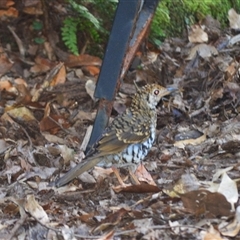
xmin=1 ymin=2 xmax=240 ymax=239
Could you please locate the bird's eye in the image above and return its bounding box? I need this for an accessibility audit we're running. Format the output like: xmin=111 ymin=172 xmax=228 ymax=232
xmin=154 ymin=90 xmax=159 ymax=95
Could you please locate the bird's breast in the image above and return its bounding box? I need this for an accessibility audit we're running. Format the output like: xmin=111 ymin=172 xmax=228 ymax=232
xmin=121 ymin=124 xmax=156 ymax=164
xmin=96 ymin=124 xmax=156 ymax=167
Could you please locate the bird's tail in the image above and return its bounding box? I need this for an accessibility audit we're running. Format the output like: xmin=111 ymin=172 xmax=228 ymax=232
xmin=53 ymin=156 xmax=102 ymax=188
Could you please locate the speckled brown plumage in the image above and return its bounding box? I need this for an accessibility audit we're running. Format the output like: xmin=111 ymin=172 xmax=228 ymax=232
xmin=54 ymin=84 xmax=174 ymax=187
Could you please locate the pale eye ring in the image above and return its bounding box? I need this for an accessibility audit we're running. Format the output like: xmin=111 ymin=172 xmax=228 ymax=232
xmin=154 ymin=90 xmax=159 ymax=95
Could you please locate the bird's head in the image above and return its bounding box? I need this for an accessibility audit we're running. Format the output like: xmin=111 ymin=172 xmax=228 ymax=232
xmin=134 ymin=84 xmax=175 ymax=110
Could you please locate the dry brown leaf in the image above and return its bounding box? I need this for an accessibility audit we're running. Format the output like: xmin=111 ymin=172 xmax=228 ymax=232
xmin=97 ymin=230 xmax=115 ymax=240
xmin=65 ymin=54 xmax=102 ymax=68
xmin=39 ymin=114 xmax=70 ymax=134
xmin=0 ymin=48 xmax=13 ymax=76
xmin=85 ymin=79 xmax=96 ymax=100
xmin=44 ymin=41 xmax=55 ymax=61
xmin=113 ymin=181 xmax=160 ymax=193
xmin=0 ymin=80 xmax=12 ymax=91
xmin=82 ymin=66 xmax=100 ymax=76
xmin=200 ymin=225 xmax=225 ymax=240
xmin=23 ymin=4 xmax=43 ymax=15
xmin=75 ymin=110 xmax=95 ymax=121
xmin=174 ymin=134 xmax=206 ymax=148
xmin=181 ymin=190 xmax=232 ymax=217
xmin=228 ymin=8 xmax=240 ymax=29
xmin=3 ymin=202 xmax=19 ymax=215
xmin=186 ymin=44 xmax=218 ymax=60
xmin=219 ymin=206 xmax=240 ymax=237
xmin=4 ymin=106 xmax=36 ymax=121
xmin=14 ymin=83 xmax=32 ymax=105
xmin=0 ymin=0 xmax=15 ymax=8
xmin=92 ymin=208 xmax=128 ymax=234
xmin=58 ymin=145 xmax=75 ymax=164
xmin=0 ymin=7 xmax=18 ymax=18
xmin=164 ymin=173 xmax=200 ymax=198
xmin=135 ymin=163 xmax=156 ymax=186
xmin=24 ymin=195 xmax=49 ymax=224
xmin=217 ymin=173 xmax=238 ymax=210
xmin=50 ymin=64 xmax=66 ymax=86
xmin=188 ymin=25 xmax=208 ymax=43
xmin=30 ymin=56 xmax=55 ymax=73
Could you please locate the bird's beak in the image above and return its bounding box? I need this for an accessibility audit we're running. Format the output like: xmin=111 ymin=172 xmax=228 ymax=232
xmin=166 ymin=87 xmax=178 ymax=94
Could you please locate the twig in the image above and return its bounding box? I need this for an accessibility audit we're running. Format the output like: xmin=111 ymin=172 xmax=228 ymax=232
xmin=8 ymin=26 xmax=25 ymax=57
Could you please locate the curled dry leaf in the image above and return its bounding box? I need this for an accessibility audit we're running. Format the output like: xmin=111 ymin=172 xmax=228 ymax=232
xmin=50 ymin=64 xmax=66 ymax=86
xmin=23 ymin=1 xmax=43 ymax=15
xmin=188 ymin=25 xmax=208 ymax=43
xmin=0 ymin=0 xmax=15 ymax=8
xmin=0 ymin=7 xmax=18 ymax=18
xmin=181 ymin=190 xmax=232 ymax=217
xmin=0 ymin=48 xmax=13 ymax=76
xmin=3 ymin=106 xmax=36 ymax=121
xmin=65 ymin=54 xmax=102 ymax=68
xmin=186 ymin=44 xmax=218 ymax=60
xmin=174 ymin=133 xmax=206 ymax=149
xmin=24 ymin=195 xmax=49 ymax=224
xmin=85 ymin=79 xmax=96 ymax=101
xmin=200 ymin=225 xmax=225 ymax=240
xmin=217 ymin=173 xmax=238 ymax=210
xmin=219 ymin=206 xmax=240 ymax=237
xmin=58 ymin=145 xmax=75 ymax=164
xmin=163 ymin=173 xmax=200 ymax=198
xmin=228 ymin=8 xmax=240 ymax=30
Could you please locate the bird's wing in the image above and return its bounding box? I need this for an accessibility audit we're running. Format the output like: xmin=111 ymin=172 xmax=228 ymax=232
xmin=53 ymin=112 xmax=152 ymax=188
xmin=96 ymin=112 xmax=151 ymax=154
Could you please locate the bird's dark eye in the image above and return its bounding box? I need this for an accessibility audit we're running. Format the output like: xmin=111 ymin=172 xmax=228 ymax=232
xmin=154 ymin=90 xmax=159 ymax=95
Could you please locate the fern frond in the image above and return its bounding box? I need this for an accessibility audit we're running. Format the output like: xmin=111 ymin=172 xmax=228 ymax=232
xmin=69 ymin=0 xmax=100 ymax=29
xmin=61 ymin=17 xmax=79 ymax=55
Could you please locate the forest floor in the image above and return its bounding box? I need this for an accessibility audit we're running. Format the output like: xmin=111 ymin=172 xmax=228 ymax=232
xmin=1 ymin=1 xmax=240 ymax=240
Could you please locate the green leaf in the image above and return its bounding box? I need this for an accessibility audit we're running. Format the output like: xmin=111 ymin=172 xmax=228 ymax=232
xmin=34 ymin=37 xmax=45 ymax=44
xmin=32 ymin=21 xmax=43 ymax=31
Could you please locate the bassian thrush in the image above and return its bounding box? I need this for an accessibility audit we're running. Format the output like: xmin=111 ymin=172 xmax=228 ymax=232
xmin=54 ymin=84 xmax=174 ymax=187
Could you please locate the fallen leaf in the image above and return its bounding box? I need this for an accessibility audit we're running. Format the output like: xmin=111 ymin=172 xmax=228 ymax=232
xmin=50 ymin=63 xmax=66 ymax=86
xmin=200 ymin=225 xmax=225 ymax=240
xmin=58 ymin=145 xmax=75 ymax=164
xmin=219 ymin=206 xmax=240 ymax=237
xmin=181 ymin=190 xmax=232 ymax=217
xmin=174 ymin=133 xmax=206 ymax=148
xmin=217 ymin=173 xmax=238 ymax=210
xmin=188 ymin=25 xmax=208 ymax=43
xmin=186 ymin=44 xmax=218 ymax=60
xmin=0 ymin=7 xmax=18 ymax=18
xmin=24 ymin=195 xmax=49 ymax=224
xmin=85 ymin=79 xmax=96 ymax=100
xmin=0 ymin=48 xmax=13 ymax=76
xmin=39 ymin=114 xmax=70 ymax=134
xmin=30 ymin=56 xmax=55 ymax=73
xmin=65 ymin=54 xmax=102 ymax=68
xmin=228 ymin=8 xmax=240 ymax=29
xmin=135 ymin=163 xmax=156 ymax=186
xmin=3 ymin=106 xmax=36 ymax=121
xmin=82 ymin=66 xmax=100 ymax=76
xmin=0 ymin=0 xmax=15 ymax=8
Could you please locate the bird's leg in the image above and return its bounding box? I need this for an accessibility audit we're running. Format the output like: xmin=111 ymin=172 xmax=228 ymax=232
xmin=111 ymin=166 xmax=126 ymax=187
xmin=112 ymin=163 xmax=141 ymax=186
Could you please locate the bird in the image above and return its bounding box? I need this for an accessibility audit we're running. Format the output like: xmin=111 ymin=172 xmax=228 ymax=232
xmin=54 ymin=84 xmax=175 ymax=188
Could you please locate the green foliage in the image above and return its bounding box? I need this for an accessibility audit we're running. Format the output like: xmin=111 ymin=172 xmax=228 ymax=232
xmin=61 ymin=17 xmax=79 ymax=55
xmin=150 ymin=0 xmax=240 ymax=45
xmin=62 ymin=0 xmax=240 ymax=53
xmin=69 ymin=0 xmax=100 ymax=29
xmin=34 ymin=37 xmax=45 ymax=44
xmin=32 ymin=20 xmax=43 ymax=31
xmin=61 ymin=0 xmax=117 ymax=56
